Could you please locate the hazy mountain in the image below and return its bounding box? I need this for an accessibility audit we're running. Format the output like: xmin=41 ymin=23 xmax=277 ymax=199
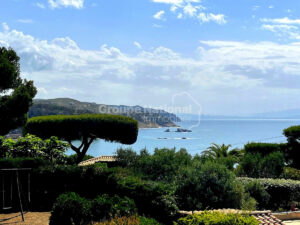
xmin=29 ymin=98 xmax=180 ymax=128
xmin=178 ymin=109 xmax=300 ymax=121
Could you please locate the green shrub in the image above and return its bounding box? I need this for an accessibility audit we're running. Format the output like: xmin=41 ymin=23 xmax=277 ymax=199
xmin=238 ymin=177 xmax=300 ymax=210
xmin=238 ymin=152 xmax=285 ymax=178
xmin=0 ymin=134 xmax=68 ymax=163
xmin=116 ymin=148 xmax=192 ymax=182
xmin=91 ymin=194 xmax=136 ymax=221
xmin=176 ymin=161 xmax=245 ymax=210
xmin=66 ymin=154 xmax=94 ymax=165
xmin=108 ymin=168 xmax=179 ymax=224
xmin=281 ymin=167 xmax=300 ymax=180
xmin=94 ymin=215 xmax=162 ymax=225
xmin=175 ymin=211 xmax=259 ymax=225
xmin=139 ymin=216 xmax=163 ymax=225
xmin=0 ymin=136 xmax=13 ymax=157
xmin=244 ymin=181 xmax=270 ymax=209
xmin=50 ymin=192 xmax=91 ymax=225
xmin=116 ymin=148 xmax=139 ymax=168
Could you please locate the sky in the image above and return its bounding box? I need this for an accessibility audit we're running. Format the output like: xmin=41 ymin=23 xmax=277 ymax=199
xmin=1 ymin=0 xmax=300 ymax=115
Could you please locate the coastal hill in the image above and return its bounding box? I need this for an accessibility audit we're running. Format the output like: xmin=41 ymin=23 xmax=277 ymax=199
xmin=29 ymin=98 xmax=180 ymax=128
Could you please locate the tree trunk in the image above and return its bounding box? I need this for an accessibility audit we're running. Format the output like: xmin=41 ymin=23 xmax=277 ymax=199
xmin=67 ymin=135 xmax=96 ymax=164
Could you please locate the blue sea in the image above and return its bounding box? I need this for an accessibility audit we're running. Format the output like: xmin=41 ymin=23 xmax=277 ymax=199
xmin=67 ymin=119 xmax=300 ymax=157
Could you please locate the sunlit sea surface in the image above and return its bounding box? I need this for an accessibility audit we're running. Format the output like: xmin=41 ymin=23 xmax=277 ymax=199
xmin=67 ymin=119 xmax=300 ymax=157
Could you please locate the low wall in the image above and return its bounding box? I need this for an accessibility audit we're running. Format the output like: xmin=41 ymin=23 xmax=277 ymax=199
xmin=273 ymin=211 xmax=300 ymax=221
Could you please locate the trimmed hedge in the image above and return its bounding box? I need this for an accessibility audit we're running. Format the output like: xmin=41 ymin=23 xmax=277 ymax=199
xmin=244 ymin=143 xmax=286 ymax=155
xmin=0 ymin=157 xmax=52 ymax=169
xmin=238 ymin=177 xmax=300 ymax=209
xmin=175 ymin=211 xmax=259 ymax=225
xmin=24 ymin=114 xmax=138 ymax=144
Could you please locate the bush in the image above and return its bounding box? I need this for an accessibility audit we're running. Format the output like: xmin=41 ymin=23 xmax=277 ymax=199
xmin=94 ymin=215 xmax=162 ymax=225
xmin=50 ymin=192 xmax=137 ymax=225
xmin=176 ymin=161 xmax=246 ymax=211
xmin=175 ymin=211 xmax=259 ymax=225
xmin=238 ymin=152 xmax=285 ymax=178
xmin=108 ymin=168 xmax=179 ymax=224
xmin=238 ymin=177 xmax=300 ymax=210
xmin=50 ymin=192 xmax=91 ymax=225
xmin=116 ymin=148 xmax=192 ymax=182
xmin=0 ymin=136 xmax=13 ymax=157
xmin=91 ymin=194 xmax=136 ymax=221
xmin=244 ymin=181 xmax=270 ymax=209
xmin=0 ymin=134 xmax=68 ymax=163
xmin=66 ymin=154 xmax=94 ymax=165
xmin=281 ymin=167 xmax=300 ymax=180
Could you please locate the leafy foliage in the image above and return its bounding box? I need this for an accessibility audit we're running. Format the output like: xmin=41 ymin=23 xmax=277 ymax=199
xmin=0 ymin=47 xmax=37 ymax=135
xmin=238 ymin=152 xmax=285 ymax=178
xmin=116 ymin=148 xmax=192 ymax=182
xmin=175 ymin=161 xmax=247 ymax=211
xmin=244 ymin=181 xmax=270 ymax=209
xmin=239 ymin=177 xmax=300 ymax=210
xmin=283 ymin=125 xmax=300 ymax=169
xmin=94 ymin=215 xmax=162 ymax=225
xmin=203 ymin=143 xmax=243 ymax=160
xmin=91 ymin=194 xmax=137 ymax=221
xmin=50 ymin=192 xmax=92 ymax=225
xmin=281 ymin=167 xmax=300 ymax=180
xmin=0 ymin=134 xmax=69 ymax=163
xmin=175 ymin=212 xmax=259 ymax=225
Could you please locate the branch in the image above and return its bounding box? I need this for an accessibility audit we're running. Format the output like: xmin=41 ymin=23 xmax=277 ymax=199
xmin=67 ymin=140 xmax=80 ymax=155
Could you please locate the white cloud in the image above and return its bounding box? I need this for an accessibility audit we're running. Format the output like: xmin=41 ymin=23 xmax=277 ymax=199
xmin=183 ymin=4 xmax=198 ymax=17
xmin=198 ymin=13 xmax=226 ymax=24
xmin=134 ymin=41 xmax=142 ymax=49
xmin=48 ymin=0 xmax=84 ymax=9
xmin=261 ymin=24 xmax=298 ymax=32
xmin=1 ymin=25 xmax=300 ymax=114
xmin=261 ymin=17 xmax=300 ymax=40
xmin=153 ymin=10 xmax=165 ymax=20
xmin=261 ymin=17 xmax=300 ymax=25
xmin=152 ymin=0 xmax=225 ymax=25
xmin=153 ymin=24 xmax=163 ymax=28
xmin=36 ymin=2 xmax=46 ymax=9
xmin=2 ymin=23 xmax=9 ymax=32
xmin=17 ymin=19 xmax=34 ymax=24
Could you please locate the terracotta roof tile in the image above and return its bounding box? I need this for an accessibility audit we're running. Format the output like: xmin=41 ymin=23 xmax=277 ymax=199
xmin=78 ymin=156 xmax=116 ymax=166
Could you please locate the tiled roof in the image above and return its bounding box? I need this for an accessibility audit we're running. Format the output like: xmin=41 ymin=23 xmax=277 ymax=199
xmin=252 ymin=211 xmax=285 ymax=225
xmin=179 ymin=210 xmax=286 ymax=225
xmin=78 ymin=156 xmax=116 ymax=166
